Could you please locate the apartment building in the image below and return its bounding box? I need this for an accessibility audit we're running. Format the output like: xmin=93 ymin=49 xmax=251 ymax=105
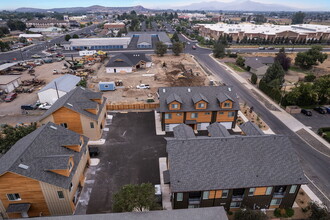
xmin=157 ymin=86 xmax=239 ymax=132
xmin=26 ymin=20 xmax=69 ymax=28
xmin=164 ymin=123 xmax=307 ymax=210
xmin=0 ymin=122 xmax=89 ymax=218
xmin=39 ymin=87 xmax=107 ymax=141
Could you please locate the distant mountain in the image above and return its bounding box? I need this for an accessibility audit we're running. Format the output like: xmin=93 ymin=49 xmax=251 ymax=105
xmin=15 ymin=5 xmax=150 ymax=13
xmin=173 ymin=0 xmax=299 ymax=11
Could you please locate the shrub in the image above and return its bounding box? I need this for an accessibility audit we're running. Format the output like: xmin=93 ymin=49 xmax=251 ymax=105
xmin=274 ymin=208 xmax=282 ymax=218
xmin=304 ymin=74 xmax=316 ymax=82
xmin=286 ymin=208 xmax=295 ymax=217
xmin=251 ymin=73 xmax=258 ymax=84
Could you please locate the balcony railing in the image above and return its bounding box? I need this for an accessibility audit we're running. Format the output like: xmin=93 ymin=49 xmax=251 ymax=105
xmin=188 ymin=198 xmax=201 ymax=205
xmin=231 ymin=195 xmax=244 ymax=201
xmin=273 ymin=192 xmax=285 ymax=198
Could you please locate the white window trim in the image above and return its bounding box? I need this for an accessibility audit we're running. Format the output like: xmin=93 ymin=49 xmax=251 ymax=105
xmin=7 ymin=193 xmax=21 ymax=201
xmin=202 ymin=191 xmax=209 ymax=200
xmin=177 ymin=193 xmax=183 ymax=202
xmin=266 ymin=187 xmax=273 ymax=195
xmin=222 ymin=190 xmax=229 ymax=198
xmin=248 ymin=188 xmax=256 ymax=196
xmin=289 ymin=185 xmax=297 ymax=194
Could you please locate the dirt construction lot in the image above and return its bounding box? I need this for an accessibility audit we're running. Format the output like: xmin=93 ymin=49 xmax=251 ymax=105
xmin=0 ymin=61 xmax=67 ymax=118
xmin=88 ymin=54 xmax=211 ymax=104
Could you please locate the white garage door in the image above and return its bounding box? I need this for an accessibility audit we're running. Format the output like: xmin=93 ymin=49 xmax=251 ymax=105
xmin=13 ymin=80 xmax=19 ymax=87
xmin=6 ymin=83 xmax=15 ymax=93
xmin=219 ymin=122 xmax=233 ymax=129
xmin=165 ymin=124 xmax=180 ymax=132
xmin=197 ymin=123 xmax=210 ymax=131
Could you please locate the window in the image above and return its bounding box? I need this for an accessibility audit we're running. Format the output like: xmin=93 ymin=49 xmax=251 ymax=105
xmin=224 ymin=102 xmax=231 ymax=108
xmin=222 ymin=190 xmax=229 ymax=198
xmin=219 ymin=112 xmax=224 ymax=115
xmin=171 ymin=104 xmax=178 ymax=109
xmin=270 ymin=198 xmax=282 ymax=206
xmin=198 ymin=103 xmax=205 ymax=108
xmin=90 ymin=122 xmax=94 ymax=128
xmin=7 ymin=193 xmax=21 ymax=201
xmin=205 ymin=112 xmax=210 ymax=115
xmin=176 ymin=113 xmax=182 ymax=116
xmin=60 ymin=123 xmax=68 ymax=128
xmin=69 ymin=183 xmax=73 ymax=192
xmin=176 ymin=193 xmax=183 ymax=202
xmin=57 ymin=191 xmax=64 ymax=199
xmin=202 ymin=191 xmax=209 ymax=200
xmin=165 ymin=113 xmax=172 ymax=119
xmin=266 ymin=187 xmax=273 ymax=195
xmin=69 ymin=161 xmax=73 ymax=171
xmin=289 ymin=185 xmax=298 ymax=194
xmin=228 ymin=112 xmax=235 ymax=117
xmin=248 ymin=188 xmax=256 ymax=196
xmin=230 ymin=202 xmax=241 ymax=208
xmin=191 ymin=113 xmax=198 ymax=118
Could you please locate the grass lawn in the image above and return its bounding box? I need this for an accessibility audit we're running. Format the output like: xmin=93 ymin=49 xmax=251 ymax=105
xmin=289 ymin=65 xmax=313 ymax=75
xmin=225 ymin=62 xmax=246 ymax=72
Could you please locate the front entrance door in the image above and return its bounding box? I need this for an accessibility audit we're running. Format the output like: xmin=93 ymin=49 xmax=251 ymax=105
xmin=114 ymin=69 xmax=117 ymax=73
xmin=188 ymin=124 xmax=195 ymax=130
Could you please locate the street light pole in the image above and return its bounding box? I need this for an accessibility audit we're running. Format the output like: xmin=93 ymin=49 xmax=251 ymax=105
xmin=20 ymin=49 xmax=24 ymax=61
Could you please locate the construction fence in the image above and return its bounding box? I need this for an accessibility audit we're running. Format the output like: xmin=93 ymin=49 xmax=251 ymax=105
xmin=107 ymin=102 xmax=160 ymax=111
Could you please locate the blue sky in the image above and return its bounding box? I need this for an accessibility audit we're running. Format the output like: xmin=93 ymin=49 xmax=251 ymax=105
xmin=1 ymin=0 xmax=329 ymax=10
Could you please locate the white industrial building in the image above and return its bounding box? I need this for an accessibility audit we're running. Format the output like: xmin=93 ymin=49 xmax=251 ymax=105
xmin=64 ymin=38 xmax=132 ymax=50
xmin=0 ymin=75 xmax=21 ymax=93
xmin=105 ymin=53 xmax=152 ymax=73
xmin=37 ymin=75 xmax=81 ymax=104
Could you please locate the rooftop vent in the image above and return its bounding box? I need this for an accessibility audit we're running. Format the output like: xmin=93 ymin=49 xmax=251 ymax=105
xmin=188 ymin=88 xmax=191 ymax=92
xmin=228 ymin=87 xmax=232 ymax=92
xmin=50 ymin=125 xmax=57 ymax=130
xmin=67 ymin=103 xmax=73 ymax=107
xmin=163 ymin=88 xmax=166 ymax=93
xmin=18 ymin=164 xmax=29 ymax=170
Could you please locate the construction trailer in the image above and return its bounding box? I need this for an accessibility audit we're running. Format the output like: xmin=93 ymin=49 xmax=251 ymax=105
xmin=99 ymin=82 xmax=116 ymax=91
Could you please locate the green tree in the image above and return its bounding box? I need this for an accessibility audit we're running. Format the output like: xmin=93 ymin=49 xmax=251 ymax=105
xmin=112 ymin=183 xmax=158 ymax=212
xmin=313 ymin=75 xmax=330 ymax=104
xmin=295 ymin=46 xmax=328 ymax=69
xmin=7 ymin=20 xmax=26 ymax=31
xmin=171 ymin=32 xmax=180 ymax=42
xmin=308 ymin=202 xmax=330 ymax=220
xmin=236 ymin=56 xmax=245 ymax=67
xmin=275 ymin=48 xmax=291 ymax=71
xmin=292 ymin=11 xmax=305 ymax=24
xmin=262 ymin=62 xmax=285 ymax=88
xmin=213 ymin=36 xmax=228 ymax=58
xmin=0 ymin=27 xmax=10 ymax=37
xmin=65 ymin=34 xmax=71 ymax=41
xmin=234 ymin=209 xmax=268 ymax=220
xmin=155 ymin=41 xmax=168 ymax=57
xmin=0 ymin=41 xmax=10 ymax=52
xmin=284 ymin=83 xmax=318 ymax=106
xmin=72 ymin=34 xmax=79 ymax=39
xmin=18 ymin=37 xmax=27 ymax=43
xmin=0 ymin=123 xmax=37 ymax=154
xmin=172 ymin=42 xmax=184 ymax=56
xmin=251 ymin=73 xmax=258 ymax=84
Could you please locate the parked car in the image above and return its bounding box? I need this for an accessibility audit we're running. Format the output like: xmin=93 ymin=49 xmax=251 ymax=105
xmin=31 ymin=54 xmax=42 ymax=59
xmin=301 ymin=109 xmax=312 ymax=116
xmin=136 ymin=84 xmax=150 ymax=89
xmin=314 ymin=107 xmax=327 ymax=114
xmin=4 ymin=93 xmax=17 ymax=102
xmin=325 ymin=107 xmax=330 ymax=113
xmin=258 ymin=47 xmax=266 ymax=50
xmin=267 ymin=47 xmax=275 ymax=50
xmin=192 ymin=45 xmax=196 ymax=50
xmin=21 ymin=104 xmax=38 ymax=110
xmin=39 ymin=103 xmax=52 ymax=110
xmin=89 ymin=146 xmax=100 ymax=157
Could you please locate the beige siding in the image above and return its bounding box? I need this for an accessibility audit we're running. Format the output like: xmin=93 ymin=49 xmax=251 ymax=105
xmin=0 ymin=199 xmax=8 ymax=218
xmin=80 ymin=104 xmax=107 ymax=141
xmin=39 ymin=182 xmax=72 ymax=216
xmin=39 ymin=114 xmax=54 ymax=125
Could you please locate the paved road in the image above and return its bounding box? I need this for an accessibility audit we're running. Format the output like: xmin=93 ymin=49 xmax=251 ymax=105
xmin=183 ymin=38 xmax=330 ymax=207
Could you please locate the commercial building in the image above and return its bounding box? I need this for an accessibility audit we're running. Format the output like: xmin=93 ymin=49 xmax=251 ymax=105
xmin=195 ymin=23 xmax=330 ymax=42
xmin=63 ymin=38 xmax=131 ymax=50
xmin=18 ymin=34 xmax=43 ymax=39
xmin=157 ymin=86 xmax=239 ymax=132
xmin=37 ymin=74 xmax=81 ymax=104
xmin=0 ymin=122 xmax=90 ymax=218
xmin=39 ymin=87 xmax=107 ymax=141
xmin=25 ymin=20 xmax=69 ymax=28
xmin=104 ymin=22 xmax=125 ymax=30
xmin=105 ymin=53 xmax=152 ymax=73
xmin=164 ymin=123 xmax=307 ymax=210
xmin=127 ymin=32 xmax=172 ymax=49
xmin=29 ymin=27 xmax=63 ymax=34
xmin=0 ymin=75 xmax=21 ymax=93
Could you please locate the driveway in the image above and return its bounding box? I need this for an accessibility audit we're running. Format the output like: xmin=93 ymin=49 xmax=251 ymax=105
xmin=86 ymin=112 xmax=167 ymax=214
xmin=293 ymin=110 xmax=330 ymax=132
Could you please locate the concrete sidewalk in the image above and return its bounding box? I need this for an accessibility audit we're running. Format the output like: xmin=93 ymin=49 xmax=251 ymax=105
xmin=210 ymin=54 xmax=330 ymax=152
xmin=159 ymin=157 xmax=172 ymax=210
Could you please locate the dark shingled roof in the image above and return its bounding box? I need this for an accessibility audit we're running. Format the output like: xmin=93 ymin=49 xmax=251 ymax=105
xmin=244 ymin=57 xmax=275 ymax=69
xmin=173 ymin=124 xmax=196 ymax=139
xmin=239 ymin=121 xmax=264 ymax=136
xmin=106 ymin=53 xmax=151 ymax=68
xmin=192 ymin=93 xmax=209 ymax=104
xmin=158 ymin=86 xmax=239 ymax=113
xmin=27 ymin=207 xmax=228 ymax=220
xmin=166 ymin=134 xmax=307 ymax=192
xmin=207 ymin=123 xmax=230 ymax=137
xmin=6 ymin=203 xmax=31 ymax=213
xmin=166 ymin=93 xmax=182 ymax=104
xmin=0 ymin=122 xmax=89 ymax=189
xmin=39 ymin=87 xmax=106 ymax=121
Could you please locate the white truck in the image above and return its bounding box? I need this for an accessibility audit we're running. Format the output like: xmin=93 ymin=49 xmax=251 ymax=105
xmin=79 ymin=50 xmax=97 ymax=56
xmin=136 ymin=84 xmax=150 ymax=89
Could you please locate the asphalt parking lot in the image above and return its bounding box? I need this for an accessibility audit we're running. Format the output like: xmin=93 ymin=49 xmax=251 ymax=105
xmin=86 ymin=112 xmax=167 ymax=214
xmin=293 ymin=110 xmax=330 ymax=132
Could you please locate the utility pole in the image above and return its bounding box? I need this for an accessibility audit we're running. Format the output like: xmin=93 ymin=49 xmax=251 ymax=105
xmin=54 ymin=81 xmax=60 ymax=99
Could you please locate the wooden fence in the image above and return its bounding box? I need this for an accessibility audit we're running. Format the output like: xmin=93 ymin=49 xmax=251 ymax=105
xmin=107 ymin=102 xmax=160 ymax=111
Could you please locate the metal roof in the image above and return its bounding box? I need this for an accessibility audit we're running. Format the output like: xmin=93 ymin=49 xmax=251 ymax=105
xmin=0 ymin=75 xmax=21 ymax=85
xmin=69 ymin=37 xmax=131 ymax=46
xmin=38 ymin=74 xmax=81 ymax=93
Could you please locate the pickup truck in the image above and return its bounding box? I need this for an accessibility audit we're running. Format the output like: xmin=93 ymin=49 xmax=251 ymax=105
xmin=136 ymin=84 xmax=150 ymax=89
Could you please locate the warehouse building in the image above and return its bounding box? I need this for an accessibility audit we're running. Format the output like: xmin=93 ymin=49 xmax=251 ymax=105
xmin=0 ymin=75 xmax=21 ymax=93
xmin=64 ymin=38 xmax=132 ymax=50
xmin=128 ymin=32 xmax=172 ymax=49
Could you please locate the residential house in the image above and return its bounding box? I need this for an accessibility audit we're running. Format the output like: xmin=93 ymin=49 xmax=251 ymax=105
xmin=244 ymin=57 xmax=275 ymax=76
xmin=104 ymin=22 xmax=125 ymax=31
xmin=27 ymin=207 xmax=228 ymax=220
xmin=164 ymin=123 xmax=307 ymax=210
xmin=0 ymin=75 xmax=21 ymax=93
xmin=39 ymin=87 xmax=107 ymax=141
xmin=105 ymin=53 xmax=152 ymax=73
xmin=37 ymin=75 xmax=81 ymax=105
xmin=157 ymin=86 xmax=239 ymax=131
xmin=0 ymin=122 xmax=90 ymax=218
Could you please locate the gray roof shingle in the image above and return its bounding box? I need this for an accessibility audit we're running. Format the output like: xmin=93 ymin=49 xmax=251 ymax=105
xmin=166 ymin=93 xmax=183 ymax=104
xmin=207 ymin=123 xmax=230 ymax=137
xmin=39 ymin=87 xmax=106 ymax=121
xmin=0 ymin=122 xmax=89 ymax=189
xmin=173 ymin=124 xmax=196 ymax=139
xmin=239 ymin=121 xmax=264 ymax=136
xmin=106 ymin=53 xmax=151 ymax=68
xmin=192 ymin=93 xmax=209 ymax=104
xmin=166 ymin=134 xmax=307 ymax=192
xmin=38 ymin=74 xmax=81 ymax=93
xmin=158 ymin=86 xmax=239 ymax=113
